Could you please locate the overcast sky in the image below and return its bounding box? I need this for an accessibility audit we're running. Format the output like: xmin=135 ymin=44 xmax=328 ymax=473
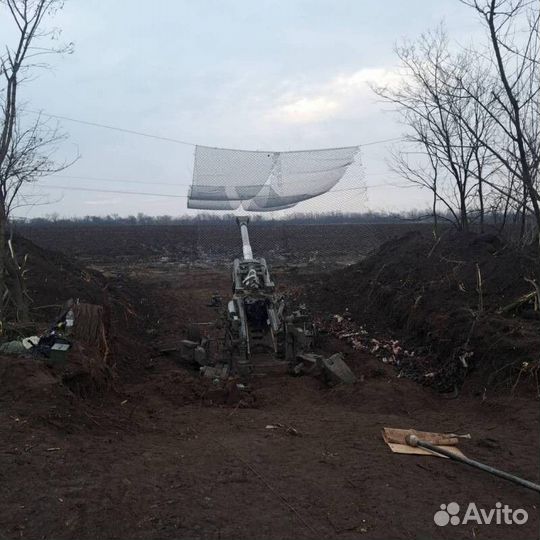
xmin=4 ymin=0 xmax=485 ymax=218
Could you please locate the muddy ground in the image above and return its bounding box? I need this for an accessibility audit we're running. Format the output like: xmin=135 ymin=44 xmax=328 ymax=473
xmin=18 ymin=221 xmax=428 ymax=266
xmin=1 ymin=245 xmax=539 ymax=540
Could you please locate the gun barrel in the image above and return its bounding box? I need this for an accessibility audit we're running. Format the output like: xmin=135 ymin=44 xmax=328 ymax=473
xmin=236 ymin=217 xmax=253 ymax=260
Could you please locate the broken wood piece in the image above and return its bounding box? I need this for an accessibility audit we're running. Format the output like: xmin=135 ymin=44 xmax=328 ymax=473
xmin=382 ymin=427 xmax=467 ymax=458
xmin=497 ymin=291 xmax=536 ymax=314
xmin=524 ymin=278 xmax=540 ymax=310
xmin=383 ymin=427 xmax=468 ymax=445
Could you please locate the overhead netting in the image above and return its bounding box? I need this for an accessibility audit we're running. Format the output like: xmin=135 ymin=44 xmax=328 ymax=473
xmin=187 ymin=145 xmax=360 ymax=212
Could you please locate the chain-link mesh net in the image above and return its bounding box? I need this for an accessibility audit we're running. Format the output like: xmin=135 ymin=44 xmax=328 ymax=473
xmin=188 ymin=145 xmax=360 ymax=212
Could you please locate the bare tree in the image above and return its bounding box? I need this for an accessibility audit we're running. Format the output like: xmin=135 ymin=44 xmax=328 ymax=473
xmin=459 ymin=0 xmax=540 ymax=241
xmin=372 ymin=27 xmax=495 ymax=232
xmin=0 ymin=0 xmax=72 ymax=321
xmin=389 ymin=148 xmax=444 ymax=236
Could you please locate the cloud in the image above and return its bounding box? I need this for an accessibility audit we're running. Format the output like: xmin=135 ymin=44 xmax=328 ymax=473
xmin=266 ymin=68 xmax=400 ymax=124
xmin=275 ymin=96 xmax=339 ymax=123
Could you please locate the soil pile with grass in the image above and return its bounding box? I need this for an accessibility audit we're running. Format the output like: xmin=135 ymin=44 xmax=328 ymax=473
xmin=306 ymin=230 xmax=540 ymax=394
xmin=0 ymin=236 xmax=152 ymax=425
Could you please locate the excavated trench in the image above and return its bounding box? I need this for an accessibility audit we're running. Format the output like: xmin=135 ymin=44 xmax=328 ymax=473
xmin=0 ymin=230 xmax=538 ymax=540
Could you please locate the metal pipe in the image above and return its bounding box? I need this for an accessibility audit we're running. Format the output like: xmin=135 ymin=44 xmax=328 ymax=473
xmin=236 ymin=217 xmax=253 ymax=260
xmin=406 ymin=435 xmax=540 ymax=493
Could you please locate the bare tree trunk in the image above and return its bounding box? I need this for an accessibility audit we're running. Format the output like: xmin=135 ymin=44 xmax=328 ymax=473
xmin=459 ymin=189 xmax=469 ymax=232
xmin=0 ymin=204 xmax=5 ymax=322
xmin=475 ymin=153 xmax=485 ymax=232
xmin=5 ymin=260 xmax=28 ymax=322
xmin=485 ymin=1 xmax=540 ymax=233
xmin=498 ymin=189 xmax=511 ymax=234
xmin=0 ymin=201 xmax=29 ymax=322
xmin=432 ymin=187 xmax=438 ymax=238
xmin=478 ymin=178 xmax=485 ymax=232
xmin=7 ymin=226 xmax=29 ymax=322
xmin=519 ymin=186 xmax=527 ymax=244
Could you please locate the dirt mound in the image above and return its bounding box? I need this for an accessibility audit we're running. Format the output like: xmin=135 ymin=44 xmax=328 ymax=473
xmin=0 ymin=355 xmax=69 ymax=402
xmin=0 ymin=354 xmax=106 ymax=434
xmin=305 ymin=230 xmax=540 ymax=393
xmin=0 ymin=234 xmax=111 ymax=334
xmin=0 ymin=237 xmax=152 ymax=411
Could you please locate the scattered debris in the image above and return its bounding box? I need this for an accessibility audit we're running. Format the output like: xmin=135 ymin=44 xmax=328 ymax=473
xmin=22 ymin=336 xmax=40 ymax=349
xmin=321 ymin=314 xmax=416 ymax=367
xmin=0 ymin=340 xmax=28 ymax=355
xmin=322 ymin=353 xmax=357 ymax=385
xmin=0 ymin=333 xmax=72 ymax=362
xmin=179 ymin=339 xmax=210 ymax=366
xmin=265 ymin=423 xmax=301 ymax=436
xmin=293 ymin=352 xmax=356 ymax=385
xmin=200 ymin=364 xmax=229 ymax=380
xmin=207 ymin=293 xmax=223 ymax=308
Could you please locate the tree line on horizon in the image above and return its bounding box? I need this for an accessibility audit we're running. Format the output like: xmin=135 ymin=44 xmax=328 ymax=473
xmin=13 ymin=208 xmax=534 ymax=228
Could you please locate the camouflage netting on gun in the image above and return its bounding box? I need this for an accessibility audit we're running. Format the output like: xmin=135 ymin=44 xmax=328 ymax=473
xmin=187 ymin=145 xmax=360 ymax=212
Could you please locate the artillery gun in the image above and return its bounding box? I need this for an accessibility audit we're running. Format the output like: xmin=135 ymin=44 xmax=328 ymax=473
xmin=196 ymin=217 xmax=356 ymax=384
xmin=224 ymin=217 xmax=316 ymax=375
xmin=221 ymin=216 xmax=357 ymax=384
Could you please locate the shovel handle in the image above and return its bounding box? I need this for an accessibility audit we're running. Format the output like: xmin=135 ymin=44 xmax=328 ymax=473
xmin=406 ymin=435 xmax=540 ymax=494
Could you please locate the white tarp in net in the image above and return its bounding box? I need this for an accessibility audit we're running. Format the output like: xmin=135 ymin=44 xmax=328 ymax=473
xmin=187 ymin=145 xmax=359 ymax=211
